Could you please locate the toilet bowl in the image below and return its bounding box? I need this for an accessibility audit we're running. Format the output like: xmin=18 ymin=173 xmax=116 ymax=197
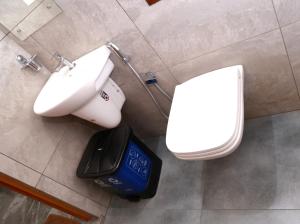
xmin=166 ymin=65 xmax=244 ymax=160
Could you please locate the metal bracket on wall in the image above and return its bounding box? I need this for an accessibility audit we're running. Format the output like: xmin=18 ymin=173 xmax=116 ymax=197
xmin=145 ymin=0 xmax=160 ymax=6
xmin=16 ymin=54 xmax=42 ymax=71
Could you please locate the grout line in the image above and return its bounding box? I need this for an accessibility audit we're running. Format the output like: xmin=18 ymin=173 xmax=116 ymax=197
xmin=9 ymin=0 xmax=46 ymax=34
xmin=104 ymin=193 xmax=113 ymax=218
xmin=19 ymin=122 xmax=109 ymax=209
xmin=170 ymin=26 xmax=279 ymax=70
xmin=115 ymin=0 xmax=283 ymax=78
xmin=40 ymin=126 xmax=68 ymax=175
xmin=34 ymin=174 xmax=43 ymax=188
xmin=200 ymin=162 xmax=208 ymax=206
xmin=0 ymin=152 xmax=43 ymax=188
xmin=114 ymin=0 xmax=180 ymax=85
xmin=42 ymin=174 xmax=109 ymax=209
xmin=198 ymin=161 xmax=208 ymax=223
xmin=31 ymin=35 xmax=55 ymax=56
xmin=0 ymin=33 xmax=10 ymax=42
xmin=97 ymin=208 xmax=300 ymax=212
xmin=278 ymin=18 xmax=300 ymax=30
xmin=245 ymin=108 xmax=300 ymax=121
xmin=202 ymin=208 xmax=300 ymax=211
xmin=270 ymin=0 xmax=300 ymax=100
xmin=0 ymin=151 xmax=42 ymax=175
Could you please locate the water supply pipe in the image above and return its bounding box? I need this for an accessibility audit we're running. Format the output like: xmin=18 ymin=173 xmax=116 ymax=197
xmin=106 ymin=42 xmax=171 ymax=120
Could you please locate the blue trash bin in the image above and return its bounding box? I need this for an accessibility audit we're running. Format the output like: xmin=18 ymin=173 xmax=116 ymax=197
xmin=77 ymin=125 xmax=162 ymax=199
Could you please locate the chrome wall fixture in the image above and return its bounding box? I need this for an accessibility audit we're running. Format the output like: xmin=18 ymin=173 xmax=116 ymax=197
xmin=53 ymin=52 xmax=76 ymax=71
xmin=106 ymin=42 xmax=172 ymax=119
xmin=16 ymin=54 xmax=41 ymax=71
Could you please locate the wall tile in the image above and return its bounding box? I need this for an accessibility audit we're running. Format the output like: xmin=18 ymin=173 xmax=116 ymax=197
xmin=25 ymin=0 xmax=175 ymax=74
xmin=117 ymin=0 xmax=278 ymax=66
xmin=281 ymin=21 xmax=300 ymax=93
xmin=31 ymin=0 xmax=134 ymax=61
xmin=0 ymin=154 xmax=41 ymax=187
xmin=110 ymin=30 xmax=166 ymax=73
xmin=0 ymin=0 xmax=43 ymax=31
xmin=36 ymin=176 xmax=107 ymax=217
xmin=172 ymin=30 xmax=300 ymax=118
xmin=9 ymin=33 xmax=58 ymax=71
xmin=110 ymin=54 xmax=174 ymax=137
xmin=273 ymin=0 xmax=300 ymax=27
xmin=43 ymin=123 xmax=112 ymax=207
xmin=0 ymin=35 xmax=72 ymax=172
xmin=11 ymin=0 xmax=62 ymax=41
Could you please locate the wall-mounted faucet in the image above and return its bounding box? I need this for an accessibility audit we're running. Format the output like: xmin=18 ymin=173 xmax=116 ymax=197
xmin=53 ymin=52 xmax=75 ymax=71
xmin=16 ymin=54 xmax=41 ymax=71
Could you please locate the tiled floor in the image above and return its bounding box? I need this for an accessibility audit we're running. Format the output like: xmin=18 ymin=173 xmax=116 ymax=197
xmin=105 ymin=135 xmax=203 ymax=224
xmin=104 ymin=110 xmax=300 ymax=223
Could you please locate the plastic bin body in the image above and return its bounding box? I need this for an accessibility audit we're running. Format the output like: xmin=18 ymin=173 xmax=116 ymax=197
xmin=77 ymin=125 xmax=162 ymax=199
xmin=99 ymin=140 xmax=152 ymax=194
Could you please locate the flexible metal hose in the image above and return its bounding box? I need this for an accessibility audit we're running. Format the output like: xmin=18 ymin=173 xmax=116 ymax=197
xmin=153 ymin=83 xmax=172 ymax=102
xmin=106 ymin=42 xmax=169 ymax=119
xmin=126 ymin=63 xmax=169 ymax=119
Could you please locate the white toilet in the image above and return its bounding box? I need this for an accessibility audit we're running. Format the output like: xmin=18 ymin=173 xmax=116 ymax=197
xmin=166 ymin=65 xmax=244 ymax=160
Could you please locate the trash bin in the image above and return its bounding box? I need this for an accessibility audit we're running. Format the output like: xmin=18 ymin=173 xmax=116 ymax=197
xmin=76 ymin=125 xmax=162 ymax=199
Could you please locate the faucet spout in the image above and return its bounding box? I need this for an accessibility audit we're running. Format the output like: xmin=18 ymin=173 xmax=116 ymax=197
xmin=54 ymin=52 xmax=75 ymax=71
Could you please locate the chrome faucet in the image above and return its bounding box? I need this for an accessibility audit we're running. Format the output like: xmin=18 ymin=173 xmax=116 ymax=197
xmin=53 ymin=52 xmax=75 ymax=71
xmin=16 ymin=54 xmax=41 ymax=71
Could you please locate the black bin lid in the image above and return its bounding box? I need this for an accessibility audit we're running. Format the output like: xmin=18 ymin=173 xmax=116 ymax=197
xmin=76 ymin=125 xmax=131 ymax=178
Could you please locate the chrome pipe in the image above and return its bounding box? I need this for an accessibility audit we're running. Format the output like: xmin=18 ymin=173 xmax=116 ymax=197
xmin=154 ymin=83 xmax=172 ymax=102
xmin=127 ymin=62 xmax=169 ymax=119
xmin=106 ymin=42 xmax=169 ymax=119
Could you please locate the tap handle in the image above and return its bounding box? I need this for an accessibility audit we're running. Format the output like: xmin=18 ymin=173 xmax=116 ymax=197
xmin=53 ymin=52 xmax=63 ymax=61
xmin=16 ymin=55 xmax=28 ymax=65
xmin=53 ymin=52 xmax=75 ymax=71
xmin=53 ymin=52 xmax=64 ymax=71
xmin=16 ymin=54 xmax=41 ymax=71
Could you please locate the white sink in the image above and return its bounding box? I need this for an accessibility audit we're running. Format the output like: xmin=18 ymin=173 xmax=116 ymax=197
xmin=34 ymin=45 xmax=126 ymax=128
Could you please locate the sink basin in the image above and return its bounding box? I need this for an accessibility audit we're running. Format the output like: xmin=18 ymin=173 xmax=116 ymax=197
xmin=34 ymin=46 xmax=112 ymax=116
xmin=34 ymin=45 xmax=126 ymax=128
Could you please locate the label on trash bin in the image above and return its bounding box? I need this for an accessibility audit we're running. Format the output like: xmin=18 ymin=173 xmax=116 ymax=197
xmin=125 ymin=141 xmax=152 ymax=180
xmin=97 ymin=140 xmax=152 ymax=194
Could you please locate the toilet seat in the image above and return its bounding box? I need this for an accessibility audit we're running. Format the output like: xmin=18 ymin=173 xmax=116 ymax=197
xmin=174 ymin=103 xmax=243 ymax=160
xmin=166 ymin=65 xmax=244 ymax=160
xmin=173 ymin=84 xmax=244 ymax=160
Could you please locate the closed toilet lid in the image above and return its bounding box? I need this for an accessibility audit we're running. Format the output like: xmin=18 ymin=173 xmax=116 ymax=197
xmin=166 ymin=65 xmax=243 ymax=154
